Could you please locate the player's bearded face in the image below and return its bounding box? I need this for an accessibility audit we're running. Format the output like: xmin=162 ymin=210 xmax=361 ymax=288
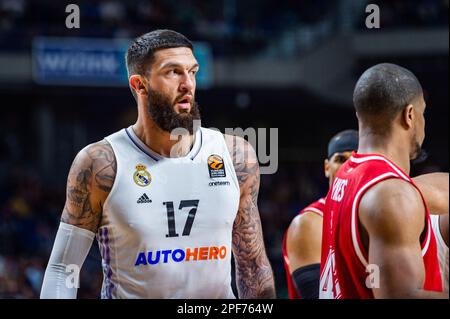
xmin=146 ymin=87 xmax=201 ymax=135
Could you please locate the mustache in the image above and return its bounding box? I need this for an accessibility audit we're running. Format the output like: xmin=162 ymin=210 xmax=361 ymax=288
xmin=174 ymin=93 xmax=194 ymax=103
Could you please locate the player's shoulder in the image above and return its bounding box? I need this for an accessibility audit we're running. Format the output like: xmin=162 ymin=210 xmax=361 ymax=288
xmin=359 ymin=177 xmax=424 ymax=228
xmin=287 ymin=209 xmax=323 ymax=243
xmin=83 ymin=139 xmax=114 ymax=155
xmin=223 ymin=133 xmax=254 ymax=151
xmin=71 ymin=139 xmax=116 ymax=179
xmin=364 ymin=177 xmax=419 ymax=203
xmin=223 ymin=134 xmax=257 ymax=165
xmin=413 ymin=172 xmax=449 ymax=191
xmin=288 ymin=198 xmax=325 ymax=235
xmin=78 ymin=139 xmax=115 ymax=164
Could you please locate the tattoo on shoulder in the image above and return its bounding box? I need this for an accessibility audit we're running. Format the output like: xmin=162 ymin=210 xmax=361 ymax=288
xmin=61 ymin=140 xmax=116 ymax=233
xmin=224 ymin=135 xmax=276 ymax=299
xmin=225 ymin=134 xmax=259 ymax=192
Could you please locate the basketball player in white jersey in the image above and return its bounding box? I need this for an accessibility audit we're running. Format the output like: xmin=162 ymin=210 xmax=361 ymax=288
xmin=40 ymin=30 xmax=276 ymax=299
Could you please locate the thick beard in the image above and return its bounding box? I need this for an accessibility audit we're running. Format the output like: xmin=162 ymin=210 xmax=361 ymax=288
xmin=147 ymin=89 xmax=201 ymax=135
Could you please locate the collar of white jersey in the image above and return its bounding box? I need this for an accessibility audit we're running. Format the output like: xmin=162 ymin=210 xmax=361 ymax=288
xmin=125 ymin=125 xmax=203 ymax=161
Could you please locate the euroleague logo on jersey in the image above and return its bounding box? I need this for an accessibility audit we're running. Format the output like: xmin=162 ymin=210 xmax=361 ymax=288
xmin=133 ymin=164 xmax=152 ymax=187
xmin=207 ymin=154 xmax=226 ymax=178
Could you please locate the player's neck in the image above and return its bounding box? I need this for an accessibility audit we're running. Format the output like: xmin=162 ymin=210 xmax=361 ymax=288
xmin=357 ymin=132 xmax=411 ymax=175
xmin=132 ymin=117 xmax=195 ymax=158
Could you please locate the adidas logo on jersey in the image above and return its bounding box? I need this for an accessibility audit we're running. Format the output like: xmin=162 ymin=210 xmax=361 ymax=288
xmin=137 ymin=193 xmax=152 ymax=204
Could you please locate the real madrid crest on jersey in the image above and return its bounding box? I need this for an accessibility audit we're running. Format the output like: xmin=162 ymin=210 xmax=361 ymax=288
xmin=133 ymin=164 xmax=152 ymax=187
xmin=207 ymin=154 xmax=226 ymax=178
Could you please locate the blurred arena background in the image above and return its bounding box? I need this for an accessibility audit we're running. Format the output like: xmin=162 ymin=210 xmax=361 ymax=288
xmin=0 ymin=0 xmax=448 ymax=298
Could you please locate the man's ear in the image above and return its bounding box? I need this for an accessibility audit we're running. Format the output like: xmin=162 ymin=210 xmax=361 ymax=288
xmin=129 ymin=75 xmax=148 ymax=97
xmin=402 ymin=104 xmax=414 ymax=129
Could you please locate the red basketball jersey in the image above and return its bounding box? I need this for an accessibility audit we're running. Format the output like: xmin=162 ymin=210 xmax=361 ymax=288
xmin=283 ymin=198 xmax=325 ymax=299
xmin=319 ymin=152 xmax=442 ymax=299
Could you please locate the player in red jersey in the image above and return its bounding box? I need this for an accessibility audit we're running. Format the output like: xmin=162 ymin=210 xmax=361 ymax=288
xmin=320 ymin=63 xmax=448 ymax=299
xmin=283 ymin=130 xmax=358 ymax=299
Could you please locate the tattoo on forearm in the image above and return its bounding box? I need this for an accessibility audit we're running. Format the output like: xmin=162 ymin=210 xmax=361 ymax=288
xmin=226 ymin=135 xmax=276 ymax=299
xmin=61 ymin=140 xmax=116 ymax=233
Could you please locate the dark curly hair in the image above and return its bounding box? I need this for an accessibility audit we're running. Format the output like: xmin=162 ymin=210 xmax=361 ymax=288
xmin=125 ymin=29 xmax=193 ymax=77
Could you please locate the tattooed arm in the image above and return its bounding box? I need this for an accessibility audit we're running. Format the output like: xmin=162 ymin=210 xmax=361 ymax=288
xmin=225 ymin=134 xmax=276 ymax=299
xmin=61 ymin=140 xmax=116 ymax=232
xmin=41 ymin=140 xmax=116 ymax=298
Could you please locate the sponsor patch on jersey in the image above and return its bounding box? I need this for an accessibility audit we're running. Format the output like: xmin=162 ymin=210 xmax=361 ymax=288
xmin=207 ymin=154 xmax=226 ymax=178
xmin=208 ymin=181 xmax=230 ymax=187
xmin=133 ymin=164 xmax=152 ymax=187
xmin=134 ymin=245 xmax=228 ymax=266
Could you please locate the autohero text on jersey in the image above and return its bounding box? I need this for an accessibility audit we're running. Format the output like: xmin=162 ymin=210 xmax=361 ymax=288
xmin=135 ymin=245 xmax=227 ymax=266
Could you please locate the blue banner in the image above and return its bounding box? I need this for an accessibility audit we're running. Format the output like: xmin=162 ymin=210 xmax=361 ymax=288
xmin=32 ymin=37 xmax=130 ymax=86
xmin=32 ymin=37 xmax=213 ymax=88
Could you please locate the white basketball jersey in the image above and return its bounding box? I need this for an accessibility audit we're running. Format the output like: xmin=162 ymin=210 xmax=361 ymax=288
xmin=431 ymin=215 xmax=449 ymax=293
xmin=98 ymin=126 xmax=240 ymax=298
